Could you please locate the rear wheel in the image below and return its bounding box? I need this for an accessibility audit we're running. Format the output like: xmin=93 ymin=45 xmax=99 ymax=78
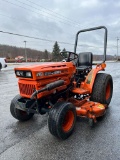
xmin=90 ymin=73 xmax=113 ymax=105
xmin=48 ymin=101 xmax=76 ymax=140
xmin=10 ymin=94 xmax=34 ymax=121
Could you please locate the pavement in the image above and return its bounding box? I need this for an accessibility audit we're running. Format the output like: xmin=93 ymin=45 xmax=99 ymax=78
xmin=0 ymin=62 xmax=120 ymax=160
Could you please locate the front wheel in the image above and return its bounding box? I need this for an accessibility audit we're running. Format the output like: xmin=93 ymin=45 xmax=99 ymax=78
xmin=90 ymin=73 xmax=113 ymax=105
xmin=10 ymin=94 xmax=34 ymax=121
xmin=48 ymin=101 xmax=76 ymax=140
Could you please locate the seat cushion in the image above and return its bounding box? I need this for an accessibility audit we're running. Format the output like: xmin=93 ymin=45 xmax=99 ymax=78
xmin=77 ymin=52 xmax=93 ymax=66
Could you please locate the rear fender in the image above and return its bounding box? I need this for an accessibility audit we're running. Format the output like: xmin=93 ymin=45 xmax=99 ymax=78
xmin=81 ymin=63 xmax=106 ymax=93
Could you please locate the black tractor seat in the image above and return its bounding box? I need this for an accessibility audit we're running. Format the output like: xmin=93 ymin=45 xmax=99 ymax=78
xmin=76 ymin=52 xmax=93 ymax=71
xmin=75 ymin=52 xmax=93 ymax=83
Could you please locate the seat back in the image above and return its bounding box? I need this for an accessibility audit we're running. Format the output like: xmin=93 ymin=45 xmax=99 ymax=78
xmin=78 ymin=52 xmax=93 ymax=67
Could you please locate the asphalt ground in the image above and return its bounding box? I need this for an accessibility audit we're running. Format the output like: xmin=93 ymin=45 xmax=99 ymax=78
xmin=0 ymin=62 xmax=120 ymax=160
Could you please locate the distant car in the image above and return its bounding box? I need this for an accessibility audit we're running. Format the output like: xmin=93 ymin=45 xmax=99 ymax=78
xmin=0 ymin=58 xmax=7 ymax=70
xmin=16 ymin=59 xmax=22 ymax=63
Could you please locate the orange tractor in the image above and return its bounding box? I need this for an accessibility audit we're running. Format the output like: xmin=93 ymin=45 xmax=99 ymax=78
xmin=10 ymin=26 xmax=113 ymax=139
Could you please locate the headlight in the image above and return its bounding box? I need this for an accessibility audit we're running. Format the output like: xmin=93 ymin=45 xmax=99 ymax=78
xmin=26 ymin=72 xmax=32 ymax=77
xmin=16 ymin=71 xmax=24 ymax=76
xmin=15 ymin=70 xmax=32 ymax=78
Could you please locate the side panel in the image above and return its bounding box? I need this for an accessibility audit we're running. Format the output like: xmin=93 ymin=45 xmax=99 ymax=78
xmin=81 ymin=63 xmax=106 ymax=93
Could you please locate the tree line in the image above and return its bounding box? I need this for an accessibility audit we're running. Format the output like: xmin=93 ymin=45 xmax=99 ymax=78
xmin=0 ymin=42 xmax=115 ymax=62
xmin=0 ymin=41 xmax=66 ymax=62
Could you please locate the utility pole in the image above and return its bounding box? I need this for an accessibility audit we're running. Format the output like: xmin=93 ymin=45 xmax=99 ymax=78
xmin=117 ymin=37 xmax=119 ymax=61
xmin=24 ymin=41 xmax=27 ymax=62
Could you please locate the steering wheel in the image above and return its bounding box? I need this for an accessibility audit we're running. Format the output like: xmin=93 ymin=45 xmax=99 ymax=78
xmin=60 ymin=51 xmax=78 ymax=62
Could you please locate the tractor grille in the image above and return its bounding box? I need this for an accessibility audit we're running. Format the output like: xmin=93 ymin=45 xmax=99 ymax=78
xmin=19 ymin=83 xmax=36 ymax=96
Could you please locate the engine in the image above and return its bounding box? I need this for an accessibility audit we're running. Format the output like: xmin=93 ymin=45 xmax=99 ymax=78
xmin=14 ymin=62 xmax=76 ymax=98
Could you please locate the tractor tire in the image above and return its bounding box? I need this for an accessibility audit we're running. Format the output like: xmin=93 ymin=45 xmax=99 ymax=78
xmin=48 ymin=101 xmax=76 ymax=140
xmin=90 ymin=73 xmax=113 ymax=105
xmin=0 ymin=63 xmax=2 ymax=70
xmin=10 ymin=94 xmax=34 ymax=121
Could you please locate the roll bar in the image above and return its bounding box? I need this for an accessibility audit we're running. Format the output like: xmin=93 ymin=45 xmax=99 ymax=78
xmin=74 ymin=26 xmax=108 ymax=62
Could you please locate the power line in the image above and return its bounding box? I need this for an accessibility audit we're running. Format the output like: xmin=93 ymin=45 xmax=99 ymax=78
xmin=15 ymin=0 xmax=120 ymax=36
xmin=0 ymin=30 xmax=75 ymax=45
xmin=1 ymin=0 xmax=117 ymax=40
xmin=0 ymin=30 xmax=116 ymax=49
xmin=0 ymin=13 xmax=75 ymax=39
xmin=15 ymin=0 xmax=73 ymax=24
xmin=0 ymin=12 xmax=116 ymax=41
xmin=14 ymin=0 xmax=83 ymax=27
xmin=25 ymin=0 xmax=81 ymax=26
xmin=0 ymin=30 xmax=98 ymax=47
xmin=0 ymin=13 xmax=44 ymax=30
xmin=1 ymin=0 xmax=78 ymax=28
xmin=15 ymin=0 xmax=77 ymax=25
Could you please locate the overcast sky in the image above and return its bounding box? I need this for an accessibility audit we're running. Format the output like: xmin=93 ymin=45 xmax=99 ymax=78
xmin=0 ymin=0 xmax=120 ymax=55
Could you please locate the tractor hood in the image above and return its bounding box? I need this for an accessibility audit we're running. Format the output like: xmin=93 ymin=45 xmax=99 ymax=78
xmin=14 ymin=62 xmax=76 ymax=80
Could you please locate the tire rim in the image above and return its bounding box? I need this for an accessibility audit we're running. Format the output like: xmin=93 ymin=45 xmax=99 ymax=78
xmin=106 ymin=82 xmax=111 ymax=100
xmin=62 ymin=110 xmax=74 ymax=132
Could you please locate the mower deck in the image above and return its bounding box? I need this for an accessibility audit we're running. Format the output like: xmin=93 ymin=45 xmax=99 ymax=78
xmin=69 ymin=98 xmax=106 ymax=122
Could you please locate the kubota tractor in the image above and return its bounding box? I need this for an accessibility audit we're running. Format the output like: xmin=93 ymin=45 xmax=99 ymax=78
xmin=10 ymin=26 xmax=113 ymax=139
